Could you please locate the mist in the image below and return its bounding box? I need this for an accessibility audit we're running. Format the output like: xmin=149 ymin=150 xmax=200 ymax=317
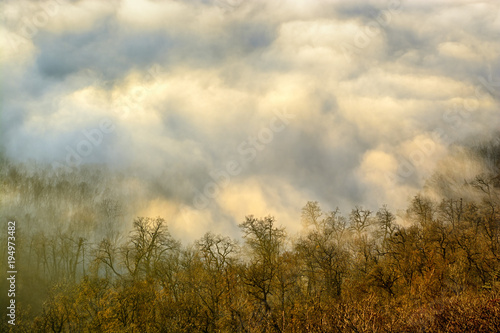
xmin=1 ymin=0 xmax=499 ymax=241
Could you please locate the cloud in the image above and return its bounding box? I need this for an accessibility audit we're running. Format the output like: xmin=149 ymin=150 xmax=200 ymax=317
xmin=1 ymin=0 xmax=499 ymax=241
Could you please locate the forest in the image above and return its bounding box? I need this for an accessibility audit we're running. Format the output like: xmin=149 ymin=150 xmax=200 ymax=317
xmin=1 ymin=142 xmax=500 ymax=333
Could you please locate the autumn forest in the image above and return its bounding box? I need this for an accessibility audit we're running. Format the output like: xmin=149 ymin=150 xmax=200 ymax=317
xmin=1 ymin=142 xmax=499 ymax=333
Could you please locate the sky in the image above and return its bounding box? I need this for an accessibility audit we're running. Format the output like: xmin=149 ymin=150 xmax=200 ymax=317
xmin=1 ymin=0 xmax=499 ymax=241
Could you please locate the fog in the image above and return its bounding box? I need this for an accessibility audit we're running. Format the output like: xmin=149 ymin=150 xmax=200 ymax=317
xmin=1 ymin=0 xmax=499 ymax=240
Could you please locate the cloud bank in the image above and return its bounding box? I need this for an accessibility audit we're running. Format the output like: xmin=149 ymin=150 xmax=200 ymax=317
xmin=1 ymin=0 xmax=499 ymax=240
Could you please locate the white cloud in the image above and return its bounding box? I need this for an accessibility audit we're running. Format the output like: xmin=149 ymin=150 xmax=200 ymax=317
xmin=1 ymin=0 xmax=499 ymax=241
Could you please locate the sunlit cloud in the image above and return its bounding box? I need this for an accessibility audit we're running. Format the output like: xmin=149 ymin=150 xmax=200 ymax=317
xmin=1 ymin=0 xmax=499 ymax=241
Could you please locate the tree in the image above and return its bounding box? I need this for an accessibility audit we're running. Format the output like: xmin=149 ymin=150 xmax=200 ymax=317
xmin=122 ymin=217 xmax=180 ymax=280
xmin=296 ymin=202 xmax=349 ymax=299
xmin=194 ymin=232 xmax=239 ymax=331
xmin=239 ymin=215 xmax=286 ymax=332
